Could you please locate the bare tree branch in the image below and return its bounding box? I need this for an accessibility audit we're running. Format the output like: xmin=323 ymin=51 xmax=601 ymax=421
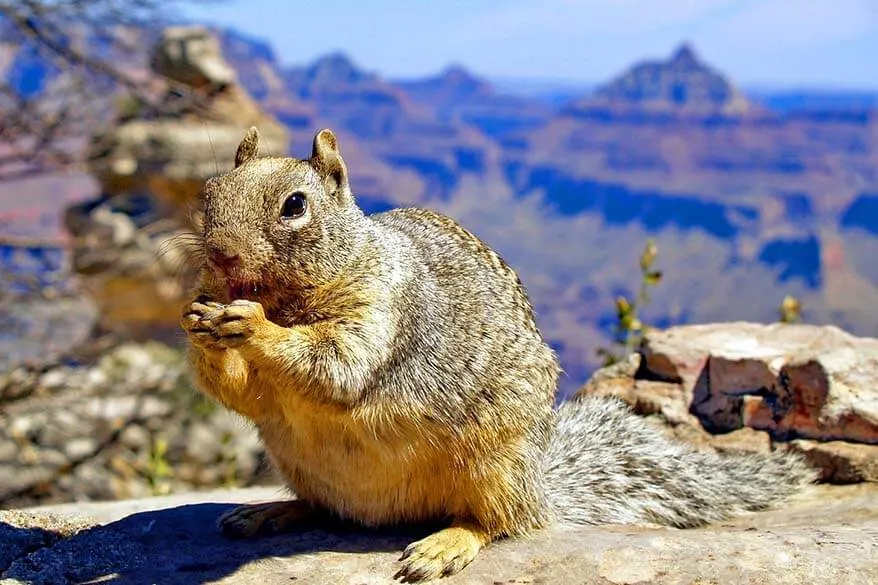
xmin=0 ymin=0 xmax=224 ymax=181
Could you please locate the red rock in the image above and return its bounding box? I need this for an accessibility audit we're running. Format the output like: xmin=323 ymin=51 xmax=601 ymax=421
xmin=784 ymin=440 xmax=878 ymax=484
xmin=579 ymin=322 xmax=878 ymax=483
xmin=640 ymin=322 xmax=878 ymax=445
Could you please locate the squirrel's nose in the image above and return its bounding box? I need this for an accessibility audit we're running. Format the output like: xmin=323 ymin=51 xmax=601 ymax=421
xmin=207 ymin=246 xmax=241 ymax=273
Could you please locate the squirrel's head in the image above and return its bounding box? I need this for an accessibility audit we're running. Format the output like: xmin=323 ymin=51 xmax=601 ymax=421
xmin=197 ymin=127 xmax=365 ymax=306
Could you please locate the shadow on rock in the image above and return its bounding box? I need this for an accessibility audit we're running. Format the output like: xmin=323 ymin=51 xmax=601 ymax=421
xmin=0 ymin=520 xmax=68 ymax=575
xmin=2 ymin=502 xmax=434 ymax=585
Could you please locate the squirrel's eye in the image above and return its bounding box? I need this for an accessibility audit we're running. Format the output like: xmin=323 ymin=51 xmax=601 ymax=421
xmin=281 ymin=193 xmax=307 ymax=219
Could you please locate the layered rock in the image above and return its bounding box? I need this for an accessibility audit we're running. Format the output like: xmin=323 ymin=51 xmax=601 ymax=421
xmin=66 ymin=26 xmax=289 ymax=339
xmin=396 ymin=65 xmax=552 ymax=141
xmin=574 ymin=43 xmax=755 ymax=115
xmin=578 ymin=322 xmax=878 ymax=483
xmin=280 ymin=53 xmax=498 ymax=201
xmin=88 ymin=25 xmax=288 ymax=210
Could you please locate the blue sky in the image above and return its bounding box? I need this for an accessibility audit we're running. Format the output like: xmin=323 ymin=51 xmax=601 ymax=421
xmin=184 ymin=0 xmax=878 ymax=89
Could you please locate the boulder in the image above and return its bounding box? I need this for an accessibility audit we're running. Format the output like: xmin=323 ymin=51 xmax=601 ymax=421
xmin=151 ymin=26 xmax=237 ymax=90
xmin=578 ymin=322 xmax=878 ymax=483
xmin=1 ymin=483 xmax=875 ymax=584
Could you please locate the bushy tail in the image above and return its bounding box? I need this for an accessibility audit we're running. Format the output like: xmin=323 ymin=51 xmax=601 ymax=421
xmin=543 ymin=396 xmax=817 ymax=528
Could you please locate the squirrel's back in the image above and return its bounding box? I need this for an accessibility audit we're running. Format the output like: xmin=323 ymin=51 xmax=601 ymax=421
xmin=363 ymin=206 xmax=560 ymax=443
xmin=371 ymin=207 xmax=543 ymax=333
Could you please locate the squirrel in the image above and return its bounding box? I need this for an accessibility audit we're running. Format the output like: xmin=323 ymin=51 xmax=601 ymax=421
xmin=180 ymin=127 xmax=816 ymax=582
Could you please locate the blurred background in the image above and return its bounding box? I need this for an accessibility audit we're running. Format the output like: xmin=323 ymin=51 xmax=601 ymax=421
xmin=0 ymin=0 xmax=875 ymax=506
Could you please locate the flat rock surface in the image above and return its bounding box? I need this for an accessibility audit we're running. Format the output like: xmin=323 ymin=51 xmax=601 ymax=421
xmin=2 ymin=484 xmax=876 ymax=584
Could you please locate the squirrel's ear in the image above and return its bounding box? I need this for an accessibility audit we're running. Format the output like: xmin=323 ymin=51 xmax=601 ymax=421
xmin=234 ymin=127 xmax=260 ymax=168
xmin=311 ymin=129 xmax=353 ymax=205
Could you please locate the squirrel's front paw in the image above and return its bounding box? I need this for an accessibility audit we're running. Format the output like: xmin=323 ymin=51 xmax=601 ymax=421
xmin=180 ymin=296 xmax=225 ymax=349
xmin=199 ymin=299 xmax=269 ymax=349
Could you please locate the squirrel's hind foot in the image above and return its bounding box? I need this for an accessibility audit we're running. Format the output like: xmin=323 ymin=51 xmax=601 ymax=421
xmin=217 ymin=499 xmax=317 ymax=539
xmin=394 ymin=521 xmax=490 ymax=582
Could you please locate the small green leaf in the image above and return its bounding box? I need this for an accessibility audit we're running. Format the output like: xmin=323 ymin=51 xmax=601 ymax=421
xmin=644 ymin=270 xmax=663 ymax=286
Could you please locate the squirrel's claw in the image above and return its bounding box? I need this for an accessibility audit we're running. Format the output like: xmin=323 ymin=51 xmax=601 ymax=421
xmin=181 ymin=298 xmax=226 ymax=349
xmin=195 ymin=300 xmax=267 ymax=349
xmin=217 ymin=500 xmax=317 ymax=539
xmin=395 ymin=525 xmax=484 ymax=582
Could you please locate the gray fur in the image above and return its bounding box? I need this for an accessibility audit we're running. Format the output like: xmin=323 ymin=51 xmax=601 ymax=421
xmin=544 ymin=396 xmax=817 ymax=528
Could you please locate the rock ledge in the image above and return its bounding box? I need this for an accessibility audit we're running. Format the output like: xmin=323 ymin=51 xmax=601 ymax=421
xmin=1 ymin=484 xmax=876 ymax=584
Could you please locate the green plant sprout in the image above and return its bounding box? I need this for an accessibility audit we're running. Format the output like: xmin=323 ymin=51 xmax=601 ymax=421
xmin=596 ymin=239 xmax=662 ymax=367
